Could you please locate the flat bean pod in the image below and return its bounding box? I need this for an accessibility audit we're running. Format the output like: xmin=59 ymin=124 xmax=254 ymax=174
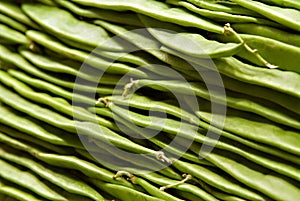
xmin=0 ymin=0 xmax=40 ymax=29
xmin=71 ymin=0 xmax=224 ymax=33
xmin=232 ymin=0 xmax=300 ymax=32
xmin=0 ymin=104 xmax=83 ymax=149
xmin=0 ymin=13 xmax=27 ymax=32
xmin=162 ymin=46 xmax=300 ymax=99
xmin=169 ymin=0 xmax=280 ymax=27
xmin=0 ymin=24 xmax=30 ymax=45
xmin=0 ymin=180 xmax=41 ymax=201
xmin=90 ymin=179 xmax=163 ymax=201
xmin=139 ymin=14 xmax=243 ymax=58
xmin=25 ymin=30 xmax=148 ymax=77
xmin=197 ymin=111 xmax=300 ymax=156
xmin=54 ymin=0 xmax=144 ymax=27
xmin=261 ymin=0 xmax=300 ymax=10
xmin=232 ymin=23 xmax=300 ymax=47
xmin=173 ymin=159 xmax=266 ymax=200
xmin=0 ymin=158 xmax=67 ymax=201
xmin=0 ymin=146 xmax=105 ymax=201
xmin=22 ymin=3 xmax=133 ymax=51
xmin=132 ymin=79 xmax=300 ymax=129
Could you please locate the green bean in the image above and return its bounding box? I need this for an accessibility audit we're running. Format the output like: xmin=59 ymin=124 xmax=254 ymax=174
xmin=0 ymin=44 xmax=120 ymax=95
xmin=0 ymin=85 xmax=171 ymax=163
xmin=205 ymin=149 xmax=300 ymax=201
xmin=91 ymin=106 xmax=210 ymax=166
xmin=0 ymin=124 xmax=74 ymax=155
xmin=173 ymin=159 xmax=265 ymax=200
xmin=141 ymin=172 xmax=219 ymax=201
xmin=0 ymin=131 xmax=137 ymax=190
xmin=54 ymin=0 xmax=144 ymax=27
xmin=168 ymin=0 xmax=281 ymax=27
xmin=0 ymin=180 xmax=41 ymax=201
xmin=232 ymin=23 xmax=300 ymax=47
xmin=161 ymin=46 xmax=300 ymax=99
xmin=261 ymin=0 xmax=300 ymax=10
xmin=71 ymin=0 xmax=224 ymax=33
xmin=0 ymin=13 xmax=27 ymax=32
xmin=186 ymin=0 xmax=262 ymax=16
xmin=128 ymin=78 xmax=300 ymax=130
xmin=105 ymin=101 xmax=300 ymax=180
xmin=0 ymin=70 xmax=118 ymax=130
xmin=90 ymin=179 xmax=164 ymax=201
xmin=232 ymin=0 xmax=300 ymax=32
xmin=20 ymin=49 xmax=122 ymax=84
xmin=0 ymin=103 xmax=83 ymax=149
xmin=0 ymin=24 xmax=30 ymax=45
xmin=197 ymin=110 xmax=300 ymax=156
xmin=22 ymin=3 xmax=133 ymax=51
xmin=139 ymin=14 xmax=243 ymax=58
xmin=0 ymin=145 xmax=105 ymax=201
xmin=0 ymin=158 xmax=67 ymax=201
xmin=25 ymin=30 xmax=148 ymax=77
xmin=212 ymin=33 xmax=300 ymax=73
xmin=0 ymin=0 xmax=40 ymax=29
xmin=203 ymin=72 xmax=300 ymax=115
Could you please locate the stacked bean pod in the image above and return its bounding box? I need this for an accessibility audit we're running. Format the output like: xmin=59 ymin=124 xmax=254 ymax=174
xmin=0 ymin=0 xmax=299 ymax=200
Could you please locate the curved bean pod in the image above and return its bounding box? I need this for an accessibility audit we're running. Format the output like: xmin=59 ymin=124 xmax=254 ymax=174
xmin=0 ymin=13 xmax=27 ymax=32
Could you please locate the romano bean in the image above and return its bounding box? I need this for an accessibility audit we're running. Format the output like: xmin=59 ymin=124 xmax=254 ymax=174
xmin=186 ymin=0 xmax=262 ymax=16
xmin=0 ymin=13 xmax=27 ymax=32
xmin=141 ymin=172 xmax=219 ymax=201
xmin=212 ymin=33 xmax=300 ymax=73
xmin=25 ymin=30 xmax=148 ymax=77
xmin=0 ymin=24 xmax=30 ymax=45
xmin=260 ymin=0 xmax=300 ymax=10
xmin=0 ymin=45 xmax=120 ymax=95
xmin=71 ymin=0 xmax=224 ymax=33
xmin=0 ymin=159 xmax=67 ymax=201
xmin=172 ymin=159 xmax=265 ymax=200
xmin=0 ymin=104 xmax=83 ymax=149
xmin=90 ymin=179 xmax=164 ymax=201
xmin=161 ymin=46 xmax=300 ymax=99
xmin=139 ymin=14 xmax=243 ymax=58
xmin=0 ymin=146 xmax=105 ymax=201
xmin=0 ymin=0 xmax=40 ymax=29
xmin=0 ymin=124 xmax=74 ymax=155
xmin=127 ymin=78 xmax=300 ymax=129
xmin=232 ymin=23 xmax=300 ymax=47
xmin=168 ymin=0 xmax=281 ymax=26
xmin=197 ymin=110 xmax=300 ymax=156
xmin=0 ymin=85 xmax=171 ymax=163
xmin=22 ymin=3 xmax=134 ymax=51
xmin=54 ymin=0 xmax=144 ymax=27
xmin=0 ymin=180 xmax=41 ymax=201
xmin=232 ymin=0 xmax=300 ymax=32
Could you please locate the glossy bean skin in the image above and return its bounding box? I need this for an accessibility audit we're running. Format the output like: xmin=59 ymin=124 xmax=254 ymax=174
xmin=134 ymin=79 xmax=300 ymax=130
xmin=0 ymin=84 xmax=168 ymax=162
xmin=232 ymin=0 xmax=300 ymax=32
xmin=90 ymin=179 xmax=164 ymax=201
xmin=168 ymin=0 xmax=281 ymax=27
xmin=141 ymin=172 xmax=219 ymax=201
xmin=162 ymin=46 xmax=300 ymax=99
xmin=25 ymin=30 xmax=148 ymax=78
xmin=172 ymin=160 xmax=266 ymax=200
xmin=54 ymin=0 xmax=144 ymax=27
xmin=71 ymin=0 xmax=224 ymax=33
xmin=212 ymin=33 xmax=300 ymax=74
xmin=139 ymin=14 xmax=243 ymax=58
xmin=0 ymin=13 xmax=27 ymax=32
xmin=0 ymin=158 xmax=67 ymax=201
xmin=232 ymin=23 xmax=300 ymax=47
xmin=0 ymin=0 xmax=40 ymax=29
xmin=0 ymin=24 xmax=30 ymax=45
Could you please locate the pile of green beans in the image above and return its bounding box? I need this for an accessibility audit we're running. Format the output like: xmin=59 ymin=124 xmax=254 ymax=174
xmin=0 ymin=0 xmax=299 ymax=200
